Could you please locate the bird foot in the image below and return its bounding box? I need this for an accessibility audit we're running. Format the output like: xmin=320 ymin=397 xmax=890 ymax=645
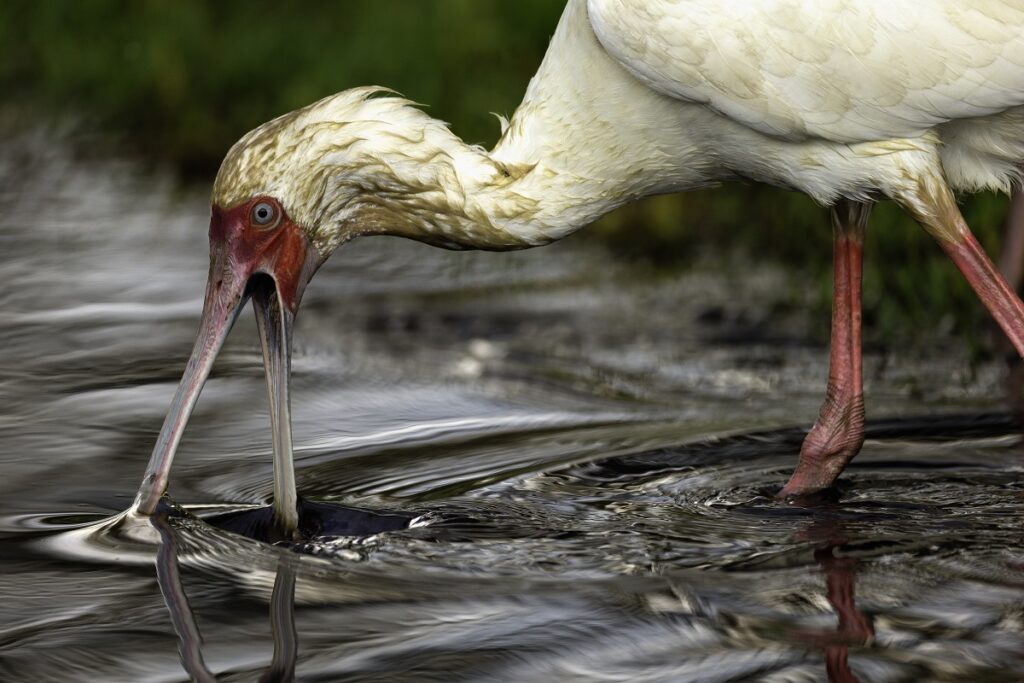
xmin=778 ymin=394 xmax=865 ymax=498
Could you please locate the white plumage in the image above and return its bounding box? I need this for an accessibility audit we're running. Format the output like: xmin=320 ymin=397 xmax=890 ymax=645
xmin=211 ymin=0 xmax=1024 ymax=245
xmin=591 ymin=1 xmax=1024 ymax=139
xmin=588 ymin=0 xmax=1024 ymax=192
xmin=137 ymin=0 xmax=1024 ymax=528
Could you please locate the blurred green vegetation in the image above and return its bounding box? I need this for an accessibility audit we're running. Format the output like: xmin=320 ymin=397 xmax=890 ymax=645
xmin=0 ymin=0 xmax=1014 ymax=349
xmin=0 ymin=0 xmax=561 ymax=171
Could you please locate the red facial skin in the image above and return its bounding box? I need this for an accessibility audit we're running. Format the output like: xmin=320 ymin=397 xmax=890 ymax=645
xmin=208 ymin=196 xmax=318 ymax=314
xmin=134 ymin=196 xmax=318 ymax=516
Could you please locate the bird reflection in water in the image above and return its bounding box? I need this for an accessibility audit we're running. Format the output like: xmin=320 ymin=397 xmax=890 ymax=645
xmin=152 ymin=512 xmax=298 ymax=683
xmin=149 ymin=503 xmax=879 ymax=682
xmin=149 ymin=499 xmax=417 ymax=682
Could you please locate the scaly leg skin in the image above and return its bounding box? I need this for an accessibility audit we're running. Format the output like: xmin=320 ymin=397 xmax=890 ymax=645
xmin=779 ymin=201 xmax=871 ymax=498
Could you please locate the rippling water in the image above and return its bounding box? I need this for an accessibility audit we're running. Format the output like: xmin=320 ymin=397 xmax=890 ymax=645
xmin=2 ymin=129 xmax=1023 ymax=682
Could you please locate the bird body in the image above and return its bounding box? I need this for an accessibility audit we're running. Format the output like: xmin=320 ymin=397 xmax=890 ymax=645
xmin=590 ymin=1 xmax=1024 ymax=143
xmin=214 ymin=0 xmax=1024 ymax=250
xmin=139 ymin=0 xmax=1024 ymax=532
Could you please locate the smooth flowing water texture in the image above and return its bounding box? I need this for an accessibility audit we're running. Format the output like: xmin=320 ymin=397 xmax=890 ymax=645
xmin=2 ymin=129 xmax=1024 ymax=683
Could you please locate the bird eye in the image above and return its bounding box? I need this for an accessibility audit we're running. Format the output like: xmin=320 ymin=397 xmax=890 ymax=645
xmin=250 ymin=200 xmax=280 ymax=229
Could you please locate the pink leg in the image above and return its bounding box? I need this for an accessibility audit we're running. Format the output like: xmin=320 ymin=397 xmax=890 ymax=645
xmin=942 ymin=227 xmax=1024 ymax=358
xmin=780 ymin=202 xmax=870 ymax=497
xmin=998 ymin=191 xmax=1024 ymax=293
xmin=997 ymin=192 xmax=1024 ymax=415
xmin=899 ymin=182 xmax=1024 ymax=359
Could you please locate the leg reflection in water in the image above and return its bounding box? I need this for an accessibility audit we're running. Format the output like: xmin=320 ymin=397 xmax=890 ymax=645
xmin=792 ymin=519 xmax=874 ymax=683
xmin=152 ymin=513 xmax=298 ymax=682
xmin=815 ymin=545 xmax=874 ymax=683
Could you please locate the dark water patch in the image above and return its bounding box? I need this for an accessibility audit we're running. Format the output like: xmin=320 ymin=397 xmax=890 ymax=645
xmin=202 ymin=498 xmax=417 ymax=544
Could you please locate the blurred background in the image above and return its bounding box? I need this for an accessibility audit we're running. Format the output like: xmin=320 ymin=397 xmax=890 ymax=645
xmin=5 ymin=6 xmax=1024 ymax=681
xmin=1 ymin=0 xmax=1015 ymax=350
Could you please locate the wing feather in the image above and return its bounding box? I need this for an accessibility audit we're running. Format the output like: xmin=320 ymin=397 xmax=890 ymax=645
xmin=588 ymin=0 xmax=1024 ymax=142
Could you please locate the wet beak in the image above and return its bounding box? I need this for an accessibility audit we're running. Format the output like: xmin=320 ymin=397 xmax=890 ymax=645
xmin=134 ymin=201 xmax=318 ymax=535
xmin=250 ymin=274 xmax=299 ymax=533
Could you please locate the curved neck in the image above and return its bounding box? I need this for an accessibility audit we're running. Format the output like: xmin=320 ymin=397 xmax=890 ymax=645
xmin=477 ymin=0 xmax=708 ymax=246
xmin=325 ymin=0 xmax=708 ymax=252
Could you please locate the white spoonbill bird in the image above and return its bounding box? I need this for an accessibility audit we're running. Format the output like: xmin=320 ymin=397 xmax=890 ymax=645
xmin=134 ymin=0 xmax=1024 ymax=535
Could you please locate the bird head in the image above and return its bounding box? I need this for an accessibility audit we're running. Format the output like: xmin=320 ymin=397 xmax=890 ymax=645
xmin=136 ymin=87 xmax=528 ymax=520
xmin=136 ymin=88 xmax=410 ymax=517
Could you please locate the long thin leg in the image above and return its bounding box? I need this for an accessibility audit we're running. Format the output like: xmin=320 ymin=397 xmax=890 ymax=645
xmin=998 ymin=191 xmax=1024 ymax=292
xmin=997 ymin=192 xmax=1024 ymax=416
xmin=943 ymin=233 xmax=1024 ymax=355
xmin=780 ymin=201 xmax=871 ymax=497
xmin=902 ymin=183 xmax=1024 ymax=358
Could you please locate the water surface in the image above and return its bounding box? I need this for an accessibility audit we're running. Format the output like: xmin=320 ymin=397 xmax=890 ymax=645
xmin=2 ymin=130 xmax=1023 ymax=682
